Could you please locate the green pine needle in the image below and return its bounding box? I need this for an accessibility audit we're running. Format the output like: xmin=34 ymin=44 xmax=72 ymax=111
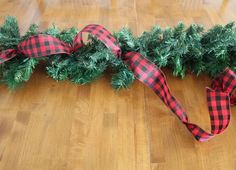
xmin=1 ymin=16 xmax=236 ymax=89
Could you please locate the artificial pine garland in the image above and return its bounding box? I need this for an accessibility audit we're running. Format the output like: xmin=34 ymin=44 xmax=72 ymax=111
xmin=0 ymin=16 xmax=236 ymax=142
xmin=0 ymin=16 xmax=236 ymax=89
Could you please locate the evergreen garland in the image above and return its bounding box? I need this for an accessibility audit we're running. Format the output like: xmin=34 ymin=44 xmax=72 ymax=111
xmin=0 ymin=16 xmax=236 ymax=89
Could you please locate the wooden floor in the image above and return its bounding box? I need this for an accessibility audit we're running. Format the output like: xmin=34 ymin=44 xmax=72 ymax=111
xmin=0 ymin=0 xmax=236 ymax=170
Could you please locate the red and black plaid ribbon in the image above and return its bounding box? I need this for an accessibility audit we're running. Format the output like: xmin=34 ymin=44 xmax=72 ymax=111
xmin=123 ymin=52 xmax=236 ymax=141
xmin=0 ymin=24 xmax=120 ymax=63
xmin=0 ymin=24 xmax=235 ymax=141
xmin=73 ymin=24 xmax=121 ymax=57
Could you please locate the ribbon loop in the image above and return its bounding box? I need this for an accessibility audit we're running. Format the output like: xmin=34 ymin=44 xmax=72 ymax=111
xmin=0 ymin=24 xmax=121 ymax=63
xmin=211 ymin=68 xmax=236 ymax=105
xmin=72 ymin=24 xmax=121 ymax=57
xmin=17 ymin=34 xmax=72 ymax=58
xmin=123 ymin=51 xmax=235 ymax=142
xmin=0 ymin=34 xmax=72 ymax=63
xmin=211 ymin=68 xmax=236 ymax=93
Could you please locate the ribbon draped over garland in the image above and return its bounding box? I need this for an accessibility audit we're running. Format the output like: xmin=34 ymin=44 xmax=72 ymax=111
xmin=0 ymin=24 xmax=236 ymax=142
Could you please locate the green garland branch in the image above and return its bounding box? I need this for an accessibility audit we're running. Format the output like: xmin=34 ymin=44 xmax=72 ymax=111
xmin=0 ymin=16 xmax=236 ymax=89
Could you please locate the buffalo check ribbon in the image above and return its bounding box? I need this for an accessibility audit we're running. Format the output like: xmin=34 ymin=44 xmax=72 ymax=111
xmin=0 ymin=24 xmax=235 ymax=141
xmin=123 ymin=52 xmax=236 ymax=141
xmin=0 ymin=24 xmax=120 ymax=64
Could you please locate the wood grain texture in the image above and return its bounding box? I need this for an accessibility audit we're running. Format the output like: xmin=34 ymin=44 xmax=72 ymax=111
xmin=0 ymin=0 xmax=236 ymax=169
